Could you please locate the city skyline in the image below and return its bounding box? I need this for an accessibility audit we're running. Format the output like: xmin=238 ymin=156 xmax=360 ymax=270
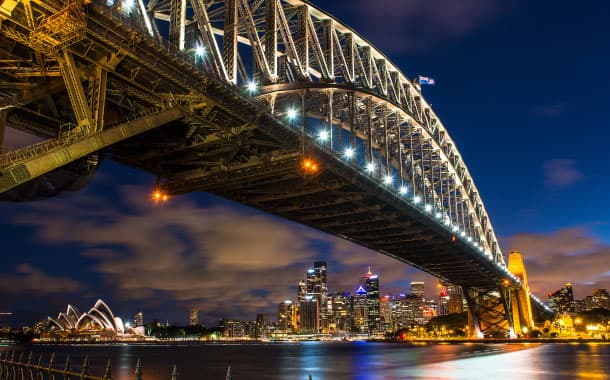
xmin=1 ymin=0 xmax=610 ymax=327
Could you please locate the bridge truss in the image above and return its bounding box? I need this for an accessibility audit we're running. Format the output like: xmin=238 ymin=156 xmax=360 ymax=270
xmin=0 ymin=0 xmax=551 ymax=336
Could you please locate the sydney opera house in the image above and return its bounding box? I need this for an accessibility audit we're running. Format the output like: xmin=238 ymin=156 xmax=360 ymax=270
xmin=43 ymin=299 xmax=147 ymax=341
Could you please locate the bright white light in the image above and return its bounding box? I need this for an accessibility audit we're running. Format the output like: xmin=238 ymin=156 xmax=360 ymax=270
xmin=318 ymin=130 xmax=329 ymax=141
xmin=365 ymin=162 xmax=376 ymax=173
xmin=106 ymin=0 xmax=115 ymax=5
xmin=195 ymin=45 xmax=206 ymax=57
xmin=344 ymin=147 xmax=355 ymax=159
xmin=424 ymin=204 xmax=433 ymax=212
xmin=286 ymin=108 xmax=298 ymax=120
xmin=247 ymin=81 xmax=257 ymax=93
xmin=413 ymin=195 xmax=422 ymax=204
xmin=444 ymin=219 xmax=451 ymax=226
xmin=467 ymin=236 xmax=472 ymax=242
xmin=123 ymin=0 xmax=135 ymax=10
xmin=125 ymin=322 xmax=131 ymax=328
xmin=452 ymin=225 xmax=459 ymax=232
xmin=435 ymin=211 xmax=442 ymax=219
xmin=383 ymin=175 xmax=393 ymax=185
xmin=460 ymin=231 xmax=466 ymax=237
xmin=399 ymin=186 xmax=408 ymax=195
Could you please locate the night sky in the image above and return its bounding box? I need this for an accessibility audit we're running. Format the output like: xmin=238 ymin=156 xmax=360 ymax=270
xmin=1 ymin=0 xmax=609 ymax=327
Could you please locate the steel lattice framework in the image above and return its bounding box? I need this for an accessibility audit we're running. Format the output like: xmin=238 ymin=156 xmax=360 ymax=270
xmin=0 ymin=0 xmax=551 ymax=336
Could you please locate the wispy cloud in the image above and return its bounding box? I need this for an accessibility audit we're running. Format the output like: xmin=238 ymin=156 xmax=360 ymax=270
xmin=345 ymin=0 xmax=512 ymax=53
xmin=12 ymin=186 xmax=432 ymax=321
xmin=503 ymin=227 xmax=610 ymax=298
xmin=532 ymin=103 xmax=565 ymax=118
xmin=0 ymin=264 xmax=84 ymax=295
xmin=544 ymin=159 xmax=583 ymax=187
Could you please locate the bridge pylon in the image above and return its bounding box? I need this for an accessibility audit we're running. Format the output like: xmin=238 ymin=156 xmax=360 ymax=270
xmin=464 ymin=250 xmax=534 ymax=338
xmin=506 ymin=250 xmax=534 ymax=334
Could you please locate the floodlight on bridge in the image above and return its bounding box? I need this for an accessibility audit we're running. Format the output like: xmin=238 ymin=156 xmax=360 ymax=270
xmin=123 ymin=0 xmax=135 ymax=11
xmin=413 ymin=195 xmax=422 ymax=204
xmin=399 ymin=186 xmax=408 ymax=195
xmin=435 ymin=211 xmax=442 ymax=219
xmin=424 ymin=204 xmax=432 ymax=213
xmin=318 ymin=130 xmax=329 ymax=142
xmin=246 ymin=81 xmax=257 ymax=94
xmin=365 ymin=162 xmax=376 ymax=174
xmin=286 ymin=108 xmax=298 ymax=121
xmin=152 ymin=189 xmax=169 ymax=203
xmin=195 ymin=45 xmax=206 ymax=59
xmin=344 ymin=147 xmax=355 ymax=159
xmin=382 ymin=175 xmax=393 ymax=186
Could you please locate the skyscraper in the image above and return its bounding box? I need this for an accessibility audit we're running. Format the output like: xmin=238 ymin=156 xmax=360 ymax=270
xmin=548 ymin=282 xmax=574 ymax=314
xmin=365 ymin=270 xmax=380 ymax=334
xmin=352 ymin=285 xmax=368 ymax=333
xmin=189 ymin=308 xmax=199 ymax=326
xmin=330 ymin=292 xmax=351 ymax=333
xmin=410 ymin=282 xmax=425 ymax=298
xmin=314 ymin=261 xmax=328 ymax=332
xmin=299 ymin=297 xmax=319 ymax=334
xmin=278 ymin=300 xmax=294 ymax=334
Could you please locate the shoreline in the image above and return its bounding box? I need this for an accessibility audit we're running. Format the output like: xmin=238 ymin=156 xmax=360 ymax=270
xmin=2 ymin=337 xmax=608 ymax=346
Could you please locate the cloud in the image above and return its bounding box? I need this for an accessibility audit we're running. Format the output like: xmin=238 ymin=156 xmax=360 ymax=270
xmin=344 ymin=0 xmax=512 ymax=53
xmin=0 ymin=264 xmax=84 ymax=295
xmin=503 ymin=227 xmax=610 ymax=298
xmin=13 ymin=186 xmax=435 ymax=322
xmin=544 ymin=159 xmax=584 ymax=187
xmin=532 ymin=104 xmax=565 ymax=118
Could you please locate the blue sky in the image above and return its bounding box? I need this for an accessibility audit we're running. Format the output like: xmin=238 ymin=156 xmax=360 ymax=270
xmin=1 ymin=0 xmax=609 ymax=326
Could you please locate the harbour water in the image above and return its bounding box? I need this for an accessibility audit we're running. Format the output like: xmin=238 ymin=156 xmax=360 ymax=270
xmin=2 ymin=342 xmax=610 ymax=379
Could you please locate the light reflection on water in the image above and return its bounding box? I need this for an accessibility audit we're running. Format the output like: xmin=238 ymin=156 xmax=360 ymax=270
xmin=2 ymin=342 xmax=609 ymax=379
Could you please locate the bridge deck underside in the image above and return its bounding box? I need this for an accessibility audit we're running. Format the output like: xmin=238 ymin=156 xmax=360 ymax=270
xmin=109 ymin=122 xmax=504 ymax=290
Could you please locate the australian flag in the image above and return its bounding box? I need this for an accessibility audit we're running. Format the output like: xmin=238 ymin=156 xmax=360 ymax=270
xmin=419 ymin=76 xmax=436 ymax=85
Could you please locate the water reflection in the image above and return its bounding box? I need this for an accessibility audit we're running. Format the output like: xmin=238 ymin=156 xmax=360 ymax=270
xmin=1 ymin=342 xmax=609 ymax=379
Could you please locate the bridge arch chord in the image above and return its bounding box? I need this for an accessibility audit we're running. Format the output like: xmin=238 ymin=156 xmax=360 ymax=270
xmin=136 ymin=0 xmax=503 ymax=265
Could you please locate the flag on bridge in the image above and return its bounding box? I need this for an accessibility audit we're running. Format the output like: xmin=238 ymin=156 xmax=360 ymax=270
xmin=418 ymin=76 xmax=436 ymax=85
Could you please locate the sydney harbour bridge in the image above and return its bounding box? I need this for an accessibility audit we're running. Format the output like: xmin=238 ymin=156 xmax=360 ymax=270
xmin=0 ymin=0 xmax=551 ymax=337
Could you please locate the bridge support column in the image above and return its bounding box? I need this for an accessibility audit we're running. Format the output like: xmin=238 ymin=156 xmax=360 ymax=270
xmin=465 ymin=287 xmax=513 ymax=338
xmin=465 ymin=289 xmax=483 ymax=339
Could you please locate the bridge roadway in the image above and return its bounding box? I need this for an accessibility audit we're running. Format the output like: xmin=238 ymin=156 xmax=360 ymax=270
xmin=0 ymin=0 xmax=550 ymax=335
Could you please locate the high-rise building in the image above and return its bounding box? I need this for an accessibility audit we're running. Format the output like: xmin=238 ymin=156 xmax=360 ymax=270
xmin=189 ymin=309 xmax=199 ymax=326
xmin=299 ymin=297 xmax=319 ymax=334
xmin=222 ymin=319 xmax=246 ymax=338
xmin=134 ymin=312 xmax=143 ymax=327
xmin=278 ymin=301 xmax=294 ymax=334
xmin=423 ymin=299 xmax=438 ymax=323
xmin=380 ymin=295 xmax=392 ymax=332
xmin=439 ymin=283 xmax=463 ymax=316
xmin=298 ymin=261 xmax=329 ymax=333
xmin=592 ymin=288 xmax=610 ymax=310
xmin=314 ymin=261 xmax=328 ymax=332
xmin=255 ymin=314 xmax=268 ymax=338
xmin=548 ymin=283 xmax=575 ymax=314
xmin=329 ymin=292 xmax=351 ymax=333
xmin=365 ymin=271 xmax=380 ymax=334
xmin=410 ymin=282 xmax=425 ymax=298
xmin=351 ymin=285 xmax=368 ymax=333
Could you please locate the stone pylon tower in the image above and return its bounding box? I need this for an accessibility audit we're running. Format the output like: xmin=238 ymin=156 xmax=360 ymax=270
xmin=508 ymin=250 xmax=534 ymax=334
